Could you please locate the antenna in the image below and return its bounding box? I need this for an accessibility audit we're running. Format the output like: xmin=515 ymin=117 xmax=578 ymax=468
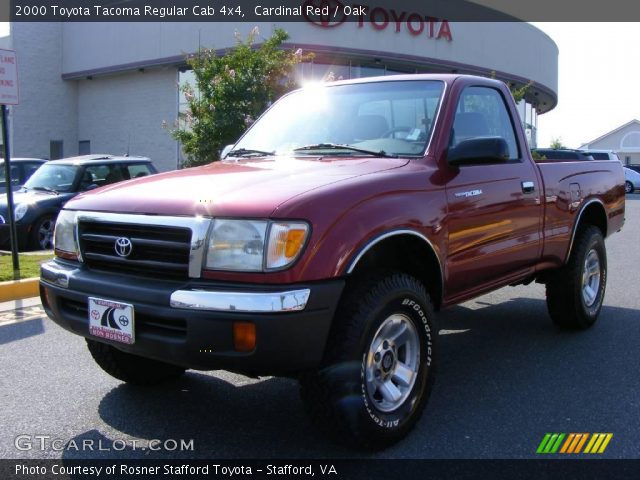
xmin=126 ymin=134 xmax=130 ymax=156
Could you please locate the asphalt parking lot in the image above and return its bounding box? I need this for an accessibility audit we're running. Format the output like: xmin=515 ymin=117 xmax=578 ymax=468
xmin=1 ymin=196 xmax=639 ymax=460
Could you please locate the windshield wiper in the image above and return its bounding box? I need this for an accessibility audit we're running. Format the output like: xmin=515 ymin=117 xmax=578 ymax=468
xmin=293 ymin=143 xmax=398 ymax=158
xmin=226 ymin=148 xmax=275 ymax=158
xmin=30 ymin=186 xmax=59 ymax=195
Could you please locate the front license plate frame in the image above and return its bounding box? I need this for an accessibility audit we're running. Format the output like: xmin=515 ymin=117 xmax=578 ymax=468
xmin=88 ymin=297 xmax=135 ymax=345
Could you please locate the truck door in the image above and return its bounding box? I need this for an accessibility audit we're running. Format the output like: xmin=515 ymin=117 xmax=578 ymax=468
xmin=443 ymin=85 xmax=543 ymax=297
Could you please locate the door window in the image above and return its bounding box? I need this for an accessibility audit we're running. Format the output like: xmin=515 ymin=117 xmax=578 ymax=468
xmin=126 ymin=164 xmax=154 ymax=179
xmin=85 ymin=164 xmax=125 ymax=186
xmin=451 ymin=87 xmax=520 ymax=160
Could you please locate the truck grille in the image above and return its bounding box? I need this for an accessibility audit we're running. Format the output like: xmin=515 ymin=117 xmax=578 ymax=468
xmin=78 ymin=220 xmax=192 ymax=279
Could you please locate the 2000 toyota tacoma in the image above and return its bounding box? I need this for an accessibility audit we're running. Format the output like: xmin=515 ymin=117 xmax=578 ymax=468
xmin=41 ymin=75 xmax=625 ymax=449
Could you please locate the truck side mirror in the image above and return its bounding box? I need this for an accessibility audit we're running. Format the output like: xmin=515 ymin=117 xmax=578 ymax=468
xmin=220 ymin=144 xmax=234 ymax=160
xmin=447 ymin=137 xmax=510 ymax=166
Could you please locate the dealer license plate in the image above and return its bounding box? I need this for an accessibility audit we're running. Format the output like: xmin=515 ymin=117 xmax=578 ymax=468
xmin=88 ymin=297 xmax=135 ymax=345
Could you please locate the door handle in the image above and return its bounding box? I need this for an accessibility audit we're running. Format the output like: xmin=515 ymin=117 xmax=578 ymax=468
xmin=521 ymin=181 xmax=535 ymax=194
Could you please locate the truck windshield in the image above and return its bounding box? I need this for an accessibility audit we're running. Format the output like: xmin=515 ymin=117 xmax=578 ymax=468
xmin=23 ymin=164 xmax=78 ymax=192
xmin=233 ymin=80 xmax=445 ymax=158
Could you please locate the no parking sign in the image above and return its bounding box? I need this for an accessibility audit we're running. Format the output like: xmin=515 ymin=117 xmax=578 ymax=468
xmin=0 ymin=48 xmax=20 ymax=279
xmin=0 ymin=48 xmax=18 ymax=105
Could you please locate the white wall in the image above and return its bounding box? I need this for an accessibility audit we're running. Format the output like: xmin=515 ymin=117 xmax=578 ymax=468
xmin=11 ymin=23 xmax=78 ymax=158
xmin=61 ymin=22 xmax=558 ymax=99
xmin=77 ymin=68 xmax=179 ymax=171
xmin=0 ymin=34 xmax=10 ymax=49
xmin=10 ymin=21 xmax=557 ymax=168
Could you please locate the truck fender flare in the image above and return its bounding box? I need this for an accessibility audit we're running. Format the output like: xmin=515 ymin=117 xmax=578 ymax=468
xmin=565 ymin=198 xmax=606 ymax=264
xmin=345 ymin=229 xmax=444 ymax=293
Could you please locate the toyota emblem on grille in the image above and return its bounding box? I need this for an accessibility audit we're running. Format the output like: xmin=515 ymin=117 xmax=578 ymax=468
xmin=114 ymin=237 xmax=133 ymax=257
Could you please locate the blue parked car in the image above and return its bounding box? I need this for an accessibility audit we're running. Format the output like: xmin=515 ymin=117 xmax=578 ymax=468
xmin=0 ymin=155 xmax=157 ymax=250
xmin=0 ymin=157 xmax=47 ymax=194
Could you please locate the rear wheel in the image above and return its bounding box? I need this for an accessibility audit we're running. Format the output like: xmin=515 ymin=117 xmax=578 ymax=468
xmin=625 ymin=181 xmax=634 ymax=194
xmin=86 ymin=339 xmax=186 ymax=386
xmin=300 ymin=272 xmax=436 ymax=450
xmin=545 ymin=225 xmax=606 ymax=329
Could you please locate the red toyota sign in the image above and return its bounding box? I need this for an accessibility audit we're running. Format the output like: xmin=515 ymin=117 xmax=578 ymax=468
xmin=304 ymin=1 xmax=453 ymax=41
xmin=303 ymin=0 xmax=348 ymax=27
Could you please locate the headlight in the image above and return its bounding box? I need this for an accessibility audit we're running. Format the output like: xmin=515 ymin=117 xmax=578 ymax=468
xmin=53 ymin=210 xmax=78 ymax=257
xmin=205 ymin=219 xmax=309 ymax=272
xmin=14 ymin=203 xmax=28 ymax=221
xmin=206 ymin=220 xmax=268 ymax=271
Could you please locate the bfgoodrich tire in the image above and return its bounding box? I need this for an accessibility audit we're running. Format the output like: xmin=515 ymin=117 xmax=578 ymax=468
xmin=545 ymin=225 xmax=607 ymax=329
xmin=300 ymin=272 xmax=436 ymax=450
xmin=86 ymin=339 xmax=186 ymax=386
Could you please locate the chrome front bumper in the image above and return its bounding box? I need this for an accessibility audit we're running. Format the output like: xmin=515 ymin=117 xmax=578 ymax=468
xmin=169 ymin=289 xmax=310 ymax=312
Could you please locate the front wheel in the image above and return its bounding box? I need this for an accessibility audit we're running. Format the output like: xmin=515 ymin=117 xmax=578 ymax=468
xmin=86 ymin=339 xmax=186 ymax=386
xmin=545 ymin=225 xmax=607 ymax=329
xmin=625 ymin=181 xmax=634 ymax=194
xmin=300 ymin=273 xmax=436 ymax=450
xmin=29 ymin=215 xmax=55 ymax=250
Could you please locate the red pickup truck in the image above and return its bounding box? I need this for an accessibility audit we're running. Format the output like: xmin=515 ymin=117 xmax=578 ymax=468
xmin=40 ymin=74 xmax=625 ymax=450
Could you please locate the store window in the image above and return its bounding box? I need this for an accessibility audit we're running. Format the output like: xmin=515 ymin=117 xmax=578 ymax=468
xmin=50 ymin=140 xmax=63 ymax=160
xmin=79 ymin=140 xmax=90 ymax=155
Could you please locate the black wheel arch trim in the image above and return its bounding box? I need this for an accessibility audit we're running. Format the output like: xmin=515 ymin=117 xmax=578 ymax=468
xmin=344 ymin=229 xmax=443 ymax=304
xmin=565 ymin=198 xmax=607 ymax=265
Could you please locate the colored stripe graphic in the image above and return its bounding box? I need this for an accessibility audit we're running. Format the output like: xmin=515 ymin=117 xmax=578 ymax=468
xmin=537 ymin=433 xmax=565 ymax=454
xmin=538 ymin=433 xmax=612 ymax=454
xmin=584 ymin=433 xmax=613 ymax=454
xmin=598 ymin=434 xmax=614 ymax=453
xmin=575 ymin=433 xmax=590 ymax=453
xmin=550 ymin=433 xmax=565 ymax=453
xmin=537 ymin=433 xmax=552 ymax=454
xmin=559 ymin=433 xmax=575 ymax=453
xmin=567 ymin=433 xmax=582 ymax=453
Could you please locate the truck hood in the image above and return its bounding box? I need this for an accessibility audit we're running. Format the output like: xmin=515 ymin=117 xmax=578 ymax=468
xmin=66 ymin=155 xmax=409 ymax=217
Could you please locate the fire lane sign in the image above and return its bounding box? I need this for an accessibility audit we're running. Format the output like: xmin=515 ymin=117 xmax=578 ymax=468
xmin=0 ymin=49 xmax=18 ymax=105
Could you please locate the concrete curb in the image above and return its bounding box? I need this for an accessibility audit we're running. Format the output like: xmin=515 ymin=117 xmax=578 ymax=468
xmin=0 ymin=277 xmax=40 ymax=302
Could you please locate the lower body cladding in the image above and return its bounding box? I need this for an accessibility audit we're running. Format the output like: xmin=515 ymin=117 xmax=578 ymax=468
xmin=40 ymin=260 xmax=344 ymax=376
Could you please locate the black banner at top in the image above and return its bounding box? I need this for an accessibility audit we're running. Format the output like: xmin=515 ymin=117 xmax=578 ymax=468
xmin=7 ymin=0 xmax=640 ymax=22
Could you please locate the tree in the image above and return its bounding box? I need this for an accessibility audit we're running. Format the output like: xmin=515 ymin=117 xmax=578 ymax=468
xmin=550 ymin=137 xmax=566 ymax=149
xmin=489 ymin=70 xmax=533 ymax=103
xmin=170 ymin=27 xmax=312 ymax=167
xmin=510 ymin=80 xmax=534 ymax=103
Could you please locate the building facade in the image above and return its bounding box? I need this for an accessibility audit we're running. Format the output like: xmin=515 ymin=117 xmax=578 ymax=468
xmin=2 ymin=21 xmax=558 ymax=171
xmin=579 ymin=120 xmax=640 ymax=166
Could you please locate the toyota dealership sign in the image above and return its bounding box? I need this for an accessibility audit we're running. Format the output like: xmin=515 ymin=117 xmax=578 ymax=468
xmin=303 ymin=0 xmax=453 ymax=41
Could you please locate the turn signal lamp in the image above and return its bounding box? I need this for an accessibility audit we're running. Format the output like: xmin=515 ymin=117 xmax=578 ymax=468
xmin=233 ymin=322 xmax=256 ymax=352
xmin=266 ymin=223 xmax=309 ymax=270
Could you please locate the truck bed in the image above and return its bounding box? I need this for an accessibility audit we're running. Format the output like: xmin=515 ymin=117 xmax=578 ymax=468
xmin=536 ymin=159 xmax=625 ymax=268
